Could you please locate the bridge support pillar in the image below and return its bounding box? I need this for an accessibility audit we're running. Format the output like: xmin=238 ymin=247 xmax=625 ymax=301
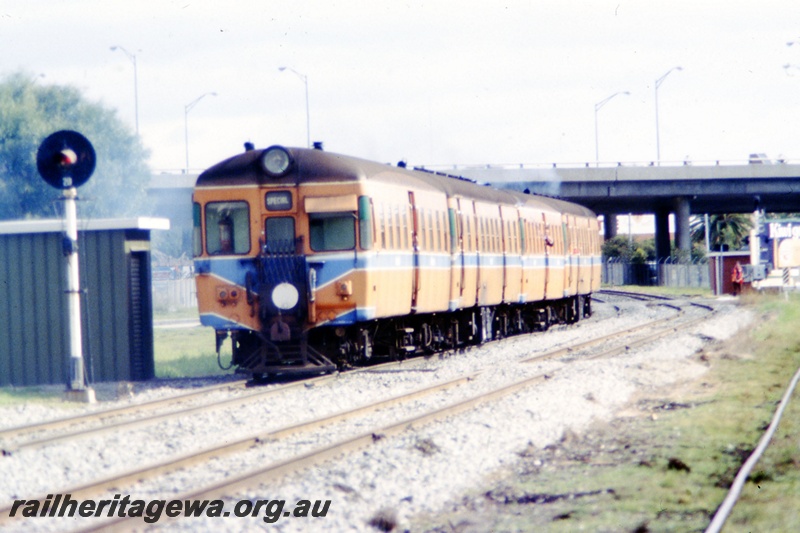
xmin=673 ymin=197 xmax=691 ymax=258
xmin=603 ymin=214 xmax=617 ymax=240
xmin=655 ymin=207 xmax=671 ymax=262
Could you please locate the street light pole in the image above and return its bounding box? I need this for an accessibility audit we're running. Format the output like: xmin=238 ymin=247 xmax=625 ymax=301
xmin=655 ymin=66 xmax=683 ymax=164
xmin=279 ymin=67 xmax=311 ymax=148
xmin=110 ymin=46 xmax=139 ymax=136
xmin=184 ymin=92 xmax=217 ymax=172
xmin=594 ymin=91 xmax=630 ymax=166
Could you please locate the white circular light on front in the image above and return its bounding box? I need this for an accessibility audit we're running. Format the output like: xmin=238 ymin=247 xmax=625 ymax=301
xmin=272 ymin=282 xmax=299 ymax=310
xmin=260 ymin=146 xmax=293 ymax=176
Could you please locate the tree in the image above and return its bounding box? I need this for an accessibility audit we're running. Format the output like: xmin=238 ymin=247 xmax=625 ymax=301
xmin=601 ymin=235 xmax=655 ymax=263
xmin=0 ymin=72 xmax=151 ymax=220
xmin=690 ymin=214 xmax=753 ymax=252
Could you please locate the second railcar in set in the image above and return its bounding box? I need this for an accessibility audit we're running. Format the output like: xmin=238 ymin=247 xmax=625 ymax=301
xmin=193 ymin=145 xmax=601 ymax=376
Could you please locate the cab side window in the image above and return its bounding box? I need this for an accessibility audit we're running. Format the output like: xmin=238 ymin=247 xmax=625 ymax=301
xmin=309 ymin=212 xmax=356 ymax=251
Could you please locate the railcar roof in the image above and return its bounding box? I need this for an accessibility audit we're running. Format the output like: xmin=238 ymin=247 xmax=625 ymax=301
xmin=196 ymin=146 xmax=596 ymax=218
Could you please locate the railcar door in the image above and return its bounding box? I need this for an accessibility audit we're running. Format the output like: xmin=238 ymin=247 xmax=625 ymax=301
xmin=409 ymin=191 xmax=421 ymax=312
xmin=563 ymin=217 xmax=573 ymax=296
xmin=448 ymin=200 xmax=463 ymax=311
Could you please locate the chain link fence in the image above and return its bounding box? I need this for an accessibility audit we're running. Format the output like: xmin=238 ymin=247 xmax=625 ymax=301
xmin=602 ymin=258 xmax=710 ymax=288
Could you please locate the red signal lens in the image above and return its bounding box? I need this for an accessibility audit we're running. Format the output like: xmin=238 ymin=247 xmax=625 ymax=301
xmin=58 ymin=149 xmax=78 ymax=166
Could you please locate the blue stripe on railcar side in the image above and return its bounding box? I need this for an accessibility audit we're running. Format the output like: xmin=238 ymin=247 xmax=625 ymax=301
xmin=194 ymin=257 xmax=256 ymax=286
xmin=199 ymin=313 xmax=254 ymax=331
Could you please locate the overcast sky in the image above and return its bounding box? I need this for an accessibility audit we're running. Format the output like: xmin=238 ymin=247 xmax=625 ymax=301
xmin=4 ymin=1 xmax=800 ymax=173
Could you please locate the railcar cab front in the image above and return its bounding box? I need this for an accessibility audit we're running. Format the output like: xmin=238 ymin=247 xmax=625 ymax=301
xmin=192 ymin=145 xmax=377 ymax=374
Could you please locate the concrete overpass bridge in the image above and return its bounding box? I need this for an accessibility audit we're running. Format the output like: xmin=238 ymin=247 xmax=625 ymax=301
xmin=446 ymin=162 xmax=800 ymax=260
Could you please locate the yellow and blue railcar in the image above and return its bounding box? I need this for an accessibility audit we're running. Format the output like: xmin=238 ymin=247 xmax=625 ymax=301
xmin=193 ymin=145 xmax=601 ymax=376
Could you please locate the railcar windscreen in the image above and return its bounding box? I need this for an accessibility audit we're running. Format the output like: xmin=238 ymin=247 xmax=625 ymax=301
xmin=205 ymin=201 xmax=251 ymax=255
xmin=309 ymin=212 xmax=356 ymax=251
xmin=265 ymin=216 xmax=296 ymax=254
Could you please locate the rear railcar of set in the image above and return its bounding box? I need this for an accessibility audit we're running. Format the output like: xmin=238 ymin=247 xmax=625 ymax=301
xmin=192 ymin=145 xmax=602 ymax=377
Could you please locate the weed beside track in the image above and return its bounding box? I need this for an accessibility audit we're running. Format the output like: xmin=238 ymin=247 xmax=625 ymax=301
xmin=415 ymin=294 xmax=800 ymax=532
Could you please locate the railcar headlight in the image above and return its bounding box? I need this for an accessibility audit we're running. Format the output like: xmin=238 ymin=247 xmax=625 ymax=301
xmin=272 ymin=282 xmax=300 ymax=310
xmin=260 ymin=146 xmax=293 ymax=177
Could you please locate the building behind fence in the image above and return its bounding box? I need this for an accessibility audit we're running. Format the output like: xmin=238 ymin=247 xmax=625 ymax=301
xmin=152 ymin=278 xmax=197 ymax=312
xmin=602 ymin=258 xmax=711 ymax=289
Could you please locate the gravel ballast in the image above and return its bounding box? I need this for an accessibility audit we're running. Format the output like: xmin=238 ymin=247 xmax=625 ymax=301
xmin=0 ymin=296 xmax=752 ymax=532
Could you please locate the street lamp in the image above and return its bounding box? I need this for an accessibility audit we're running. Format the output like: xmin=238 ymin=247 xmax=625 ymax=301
xmin=279 ymin=66 xmax=311 ymax=148
xmin=655 ymin=66 xmax=683 ymax=164
xmin=594 ymin=91 xmax=630 ymax=166
xmin=110 ymin=46 xmax=139 ymax=136
xmin=184 ymin=92 xmax=217 ymax=172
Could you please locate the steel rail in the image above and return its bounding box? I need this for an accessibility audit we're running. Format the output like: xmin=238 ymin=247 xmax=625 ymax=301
xmin=520 ymin=312 xmax=684 ymax=364
xmin=0 ymin=357 xmax=438 ymax=454
xmin=76 ymin=306 xmax=716 ymax=531
xmin=1 ymin=373 xmax=336 ymax=453
xmin=705 ymin=362 xmax=800 ymax=533
xmin=0 ymin=289 xmax=670 ymax=447
xmin=0 ymin=372 xmax=478 ymax=528
xmin=0 ymin=378 xmax=248 ymax=441
xmin=78 ymin=370 xmax=547 ymax=532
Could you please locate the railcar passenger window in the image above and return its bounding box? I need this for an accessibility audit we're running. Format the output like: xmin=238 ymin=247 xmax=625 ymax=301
xmin=428 ymin=211 xmax=434 ymax=251
xmin=264 ymin=217 xmax=295 ymax=254
xmin=402 ymin=209 xmax=409 ymax=249
xmin=206 ymin=201 xmax=250 ymax=255
xmin=379 ymin=204 xmax=386 ymax=249
xmin=358 ymin=196 xmax=373 ymax=250
xmin=394 ymin=205 xmax=402 ymax=250
xmin=388 ymin=205 xmax=395 ymax=249
xmin=466 ymin=216 xmax=473 ymax=252
xmin=193 ymin=202 xmax=202 ymax=257
xmin=309 ymin=212 xmax=356 ymax=251
xmin=436 ymin=211 xmax=443 ymax=252
xmin=419 ymin=209 xmax=426 ymax=251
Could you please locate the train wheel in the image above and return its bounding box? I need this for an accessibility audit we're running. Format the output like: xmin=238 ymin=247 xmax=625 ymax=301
xmin=448 ymin=319 xmax=460 ymax=349
xmin=359 ymin=329 xmax=373 ymax=362
xmin=566 ymin=297 xmax=580 ymax=324
xmin=480 ymin=307 xmax=494 ymax=343
xmin=583 ymin=296 xmax=592 ymax=318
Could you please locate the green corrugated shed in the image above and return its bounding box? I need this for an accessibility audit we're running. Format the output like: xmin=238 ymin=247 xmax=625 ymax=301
xmin=0 ymin=218 xmax=169 ymax=386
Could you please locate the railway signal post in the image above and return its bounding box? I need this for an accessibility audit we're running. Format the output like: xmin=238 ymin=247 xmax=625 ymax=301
xmin=36 ymin=130 xmax=97 ymax=403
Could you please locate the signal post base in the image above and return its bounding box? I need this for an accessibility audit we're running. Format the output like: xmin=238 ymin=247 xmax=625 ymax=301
xmin=63 ymin=387 xmax=96 ymax=404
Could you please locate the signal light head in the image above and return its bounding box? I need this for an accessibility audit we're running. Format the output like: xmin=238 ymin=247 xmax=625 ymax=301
xmin=36 ymin=130 xmax=96 ymax=189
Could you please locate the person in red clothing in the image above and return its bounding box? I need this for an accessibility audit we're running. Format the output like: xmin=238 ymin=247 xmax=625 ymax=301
xmin=731 ymin=261 xmax=744 ymax=296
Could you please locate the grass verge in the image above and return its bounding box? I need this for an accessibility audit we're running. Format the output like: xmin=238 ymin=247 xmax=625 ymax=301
xmin=0 ymin=387 xmax=64 ymax=407
xmin=415 ymin=292 xmax=800 ymax=532
xmin=153 ymin=324 xmax=233 ymax=379
xmin=601 ymin=284 xmax=713 ymax=299
xmin=0 ymin=314 xmax=230 ymax=405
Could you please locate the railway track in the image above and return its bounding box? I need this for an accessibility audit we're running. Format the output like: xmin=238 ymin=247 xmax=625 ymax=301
xmin=0 ymin=295 xmax=715 ymax=531
xmin=0 ymin=356 xmax=447 ymax=455
xmin=0 ymin=378 xmax=248 ymax=442
xmin=0 ymin=290 xmax=685 ymax=454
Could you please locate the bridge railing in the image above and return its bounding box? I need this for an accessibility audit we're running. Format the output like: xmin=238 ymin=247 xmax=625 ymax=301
xmin=422 ymin=157 xmax=799 ymax=172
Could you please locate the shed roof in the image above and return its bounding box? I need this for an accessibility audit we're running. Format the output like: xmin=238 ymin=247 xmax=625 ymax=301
xmin=0 ymin=217 xmax=170 ymax=235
